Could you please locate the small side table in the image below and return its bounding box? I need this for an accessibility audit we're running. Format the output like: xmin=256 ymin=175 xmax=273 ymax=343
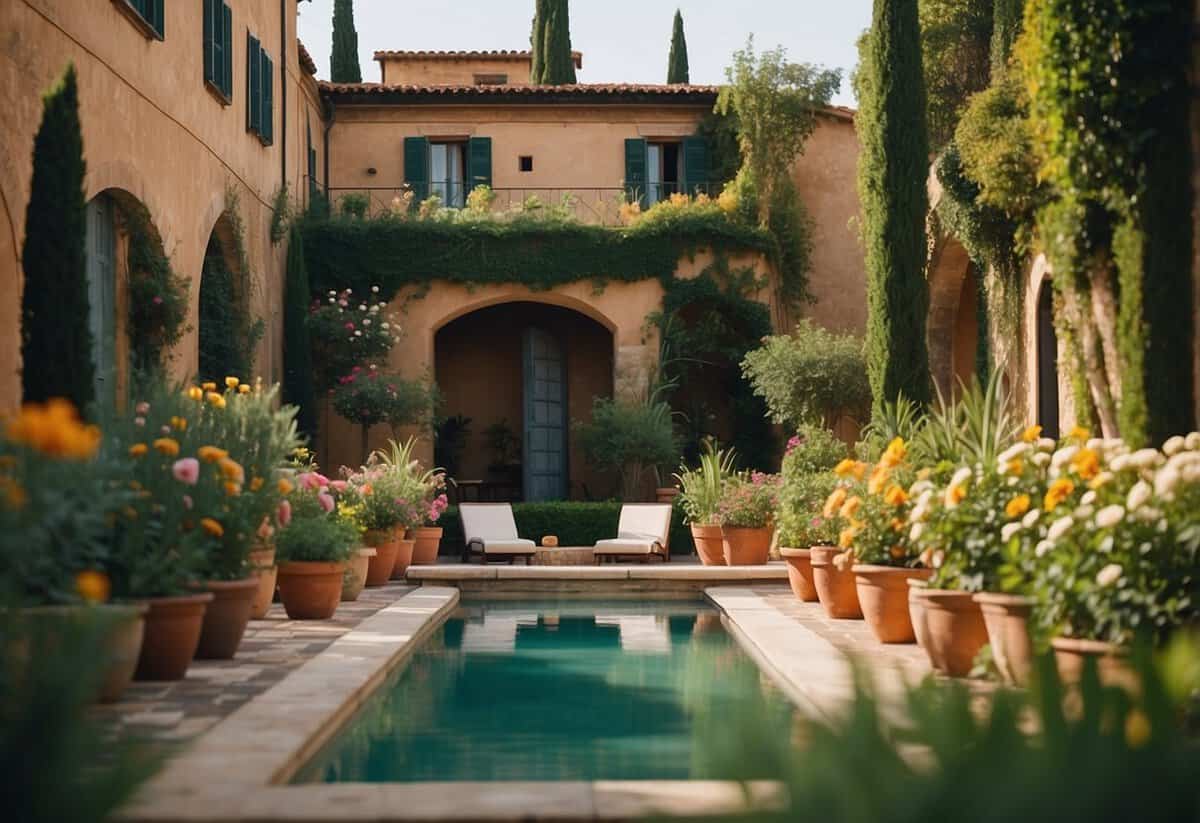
xmin=533 ymin=546 xmax=595 ymax=566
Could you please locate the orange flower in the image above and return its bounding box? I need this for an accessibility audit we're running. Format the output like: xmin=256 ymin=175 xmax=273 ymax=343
xmin=838 ymin=495 xmax=862 ymax=520
xmin=878 ymin=437 xmax=907 ymax=469
xmin=945 ymin=485 xmax=967 ymax=507
xmin=889 ymin=517 xmax=905 ymax=532
xmin=186 ymin=386 xmax=204 ymax=401
xmin=834 ymin=459 xmax=867 ymax=480
xmin=128 ymin=443 xmax=149 ymax=458
xmin=823 ymin=487 xmax=848 ymax=519
xmin=889 ymin=545 xmax=906 ymax=560
xmin=197 ymin=446 xmax=228 ymax=463
xmin=170 ymin=416 xmax=188 ymax=431
xmin=75 ymin=570 xmax=111 ymax=604
xmin=201 ymin=382 xmax=217 ymax=392
xmin=1044 ymin=478 xmax=1076 ymax=512
xmin=1021 ymin=425 xmax=1043 ymax=443
xmin=277 ymin=477 xmax=294 ymax=496
xmin=224 ymin=376 xmax=240 ymax=389
xmin=1070 ymin=448 xmax=1100 ymax=481
xmin=249 ymin=476 xmax=264 ymax=492
xmin=206 ymin=392 xmax=226 ymax=409
xmin=6 ymin=399 xmax=101 ymax=460
xmin=0 ymin=477 xmax=28 ymax=510
xmin=153 ymin=437 xmax=180 ymax=457
xmin=1067 ymin=425 xmax=1090 ymax=442
xmin=883 ymin=484 xmax=909 ymax=507
xmin=218 ymin=457 xmax=245 ymax=484
xmin=238 ymin=384 xmax=251 ymax=394
xmin=868 ymin=464 xmax=890 ymax=495
xmin=200 ymin=517 xmax=224 ymax=537
xmin=838 ymin=526 xmax=858 ymax=549
xmin=223 ymin=481 xmax=241 ymax=497
xmin=1005 ymin=494 xmax=1031 ymax=519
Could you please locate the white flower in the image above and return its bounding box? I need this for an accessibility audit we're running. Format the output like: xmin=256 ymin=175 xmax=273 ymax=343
xmin=354 ymin=330 xmax=363 ymax=337
xmin=998 ymin=442 xmax=1030 ymax=466
xmin=1154 ymin=466 xmax=1180 ymax=498
xmin=381 ymin=322 xmax=390 ymax=330
xmin=328 ymin=297 xmax=336 ymax=304
xmin=368 ymin=364 xmax=377 ymax=370
xmin=328 ymin=290 xmax=336 ymax=297
xmin=1110 ymin=454 xmax=1131 ymax=472
xmin=1126 ymin=481 xmax=1152 ymax=511
xmin=363 ymin=318 xmax=371 ymax=326
xmin=1036 ymin=437 xmax=1057 ymax=452
xmin=909 ymin=480 xmax=933 ymax=496
xmin=1081 ymin=490 xmax=1097 ymax=506
xmin=1129 ymin=448 xmax=1164 ymax=470
xmin=1163 ymin=435 xmax=1186 ymax=457
xmin=1001 ymin=522 xmax=1022 ymax=542
xmin=1094 ymin=505 xmax=1124 ymax=529
xmin=371 ymin=285 xmax=380 ymax=293
xmin=1047 ymin=516 xmax=1074 ymax=541
xmin=1096 ymin=563 xmax=1123 ymax=587
xmin=1186 ymin=432 xmax=1200 ymax=451
xmin=1086 ymin=438 xmax=1105 ymax=452
xmin=1022 ymin=509 xmax=1041 ymax=529
xmin=1031 ymin=452 xmax=1051 ymax=468
xmin=370 ymin=304 xmax=380 ymax=313
xmin=1074 ymin=505 xmax=1093 ymax=521
xmin=1132 ymin=505 xmax=1162 ymax=524
xmin=909 ymin=522 xmax=925 ymax=542
xmin=1035 ymin=540 xmax=1054 ymax=558
xmin=1052 ymin=445 xmax=1079 ymax=470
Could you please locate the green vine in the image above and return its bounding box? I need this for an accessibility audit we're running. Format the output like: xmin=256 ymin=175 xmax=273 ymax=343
xmin=269 ymin=184 xmax=292 ymax=245
xmin=125 ymin=209 xmax=189 ymax=374
xmin=198 ymin=187 xmax=264 ymax=381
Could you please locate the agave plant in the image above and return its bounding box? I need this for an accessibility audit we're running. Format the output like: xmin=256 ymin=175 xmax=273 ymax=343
xmin=910 ymin=368 xmax=1019 ymax=471
xmin=675 ymin=440 xmax=738 ymax=525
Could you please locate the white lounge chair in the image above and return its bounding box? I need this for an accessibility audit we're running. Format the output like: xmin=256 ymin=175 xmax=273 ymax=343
xmin=459 ymin=503 xmax=537 ymax=564
xmin=593 ymin=504 xmax=672 ymax=563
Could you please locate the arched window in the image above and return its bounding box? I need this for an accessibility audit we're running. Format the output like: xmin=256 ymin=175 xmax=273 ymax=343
xmin=1036 ymin=281 xmax=1060 ymax=438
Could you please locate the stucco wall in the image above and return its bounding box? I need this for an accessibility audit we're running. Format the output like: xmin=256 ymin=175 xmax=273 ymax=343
xmin=0 ymin=0 xmax=326 ymax=408
xmin=377 ymin=56 xmax=536 ymax=86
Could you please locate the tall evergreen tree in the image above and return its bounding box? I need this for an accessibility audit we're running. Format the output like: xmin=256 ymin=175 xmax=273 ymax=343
xmin=667 ymin=9 xmax=690 ymax=84
xmin=530 ymin=0 xmax=551 ymax=83
xmin=990 ymin=0 xmax=1023 ymax=76
xmin=21 ymin=64 xmax=94 ymax=409
xmin=282 ymin=225 xmax=316 ymax=441
xmin=858 ymin=0 xmax=933 ymax=415
xmin=330 ymin=0 xmax=362 ymax=83
xmin=541 ymin=0 xmax=577 ymax=85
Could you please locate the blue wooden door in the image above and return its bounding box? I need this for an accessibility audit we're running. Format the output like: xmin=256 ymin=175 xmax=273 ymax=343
xmin=85 ymin=195 xmax=116 ymax=403
xmin=522 ymin=328 xmax=567 ymax=501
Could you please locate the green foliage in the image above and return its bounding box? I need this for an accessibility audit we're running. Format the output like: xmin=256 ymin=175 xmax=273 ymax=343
xmin=1 ymin=609 xmax=153 ymax=822
xmin=783 ymin=425 xmax=849 ymax=475
xmin=777 ymin=448 xmax=840 ymax=548
xmin=918 ymin=0 xmax=993 ymax=150
xmin=954 ymin=70 xmax=1039 ymax=220
xmin=857 ymin=0 xmax=933 ymax=418
xmin=126 ymin=211 xmax=190 ymax=374
xmin=716 ymin=37 xmax=841 ymax=221
xmin=716 ymin=472 xmax=780 ymax=529
xmin=276 ymin=508 xmax=358 ymax=563
xmin=667 ymin=9 xmax=689 ymax=84
xmin=330 ymin=0 xmax=361 ymax=83
xmin=741 ymin=320 xmax=871 ymax=430
xmin=767 ymin=176 xmax=815 ymax=310
xmin=434 ymin=414 xmax=471 ymax=478
xmin=575 ymin=397 xmax=680 ymax=501
xmin=332 ymin=369 xmax=437 ymax=433
xmin=283 ymin=226 xmax=316 ymax=441
xmin=990 ymin=0 xmax=1023 ymax=75
xmin=307 ymin=289 xmax=398 ymax=392
xmin=339 ymin=192 xmax=369 ymax=219
xmin=20 ymin=64 xmax=93 ymax=410
xmin=198 ymin=240 xmax=260 ymax=382
xmin=698 ymin=110 xmax=742 ymax=188
xmin=269 ymin=184 xmax=292 ymax=244
xmin=675 ymin=441 xmax=738 ymax=526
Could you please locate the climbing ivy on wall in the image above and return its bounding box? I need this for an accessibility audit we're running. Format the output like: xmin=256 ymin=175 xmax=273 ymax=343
xmin=126 ymin=210 xmax=189 ymax=374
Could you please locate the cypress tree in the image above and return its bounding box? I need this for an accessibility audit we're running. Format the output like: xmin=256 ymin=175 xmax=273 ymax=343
xmin=990 ymin=0 xmax=1023 ymax=76
xmin=282 ymin=225 xmax=316 ymax=441
xmin=530 ymin=0 xmax=551 ymax=83
xmin=20 ymin=64 xmax=94 ymax=410
xmin=330 ymin=0 xmax=362 ymax=84
xmin=858 ymin=0 xmax=933 ymax=415
xmin=667 ymin=9 xmax=690 ymax=84
xmin=541 ymin=0 xmax=577 ymax=85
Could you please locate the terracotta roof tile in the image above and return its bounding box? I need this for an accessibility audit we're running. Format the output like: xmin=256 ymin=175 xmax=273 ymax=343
xmin=373 ymin=49 xmax=583 ymax=68
xmin=319 ymin=81 xmax=720 ymax=103
xmin=297 ymin=40 xmax=317 ymax=76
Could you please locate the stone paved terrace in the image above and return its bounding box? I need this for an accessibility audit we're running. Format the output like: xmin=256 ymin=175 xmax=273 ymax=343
xmin=94 ymin=584 xmax=414 ymax=749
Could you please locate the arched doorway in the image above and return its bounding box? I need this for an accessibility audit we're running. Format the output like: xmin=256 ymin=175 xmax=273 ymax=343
xmin=1036 ymin=280 xmax=1060 ymax=438
xmin=198 ymin=213 xmax=260 ymax=382
xmin=926 ymin=236 xmax=981 ymax=399
xmin=85 ymin=193 xmax=117 ymax=401
xmin=433 ymin=302 xmax=614 ymax=501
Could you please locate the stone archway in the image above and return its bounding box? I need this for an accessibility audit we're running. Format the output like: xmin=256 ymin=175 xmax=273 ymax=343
xmin=197 ymin=211 xmax=255 ymax=382
xmin=1035 ymin=278 xmax=1061 ymax=438
xmin=926 ymin=234 xmax=980 ymax=399
xmin=0 ymin=186 xmax=20 ymax=410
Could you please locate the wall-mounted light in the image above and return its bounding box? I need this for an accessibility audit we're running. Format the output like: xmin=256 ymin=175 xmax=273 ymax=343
xmin=366 ymin=167 xmax=378 ymax=176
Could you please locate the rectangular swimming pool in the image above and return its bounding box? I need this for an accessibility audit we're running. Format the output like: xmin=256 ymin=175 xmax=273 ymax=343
xmin=293 ymin=599 xmax=797 ymax=783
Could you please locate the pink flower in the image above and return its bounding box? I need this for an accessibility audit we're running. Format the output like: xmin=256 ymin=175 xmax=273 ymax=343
xmin=135 ymin=401 xmax=151 ymax=415
xmin=330 ymin=480 xmax=348 ymax=493
xmin=182 ymin=495 xmax=194 ymax=510
xmin=344 ymin=322 xmax=355 ymax=330
xmin=296 ymin=472 xmax=330 ymax=491
xmin=317 ymin=491 xmax=335 ymax=513
xmin=152 ymin=296 xmax=163 ymax=305
xmin=134 ymin=417 xmax=145 ymax=427
xmin=277 ymin=499 xmax=292 ymax=527
xmin=172 ymin=457 xmax=200 ymax=485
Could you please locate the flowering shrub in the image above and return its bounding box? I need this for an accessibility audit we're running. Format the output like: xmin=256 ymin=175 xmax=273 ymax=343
xmin=331 ymin=367 xmax=437 ymax=435
xmin=275 ymin=480 xmax=358 ymax=564
xmin=676 ymin=442 xmax=737 ymax=526
xmin=776 ymin=427 xmax=847 ymax=548
xmin=717 ymin=472 xmax=780 ymax=529
xmin=824 ymin=438 xmax=920 ymax=568
xmin=308 ymin=287 xmax=399 ymax=391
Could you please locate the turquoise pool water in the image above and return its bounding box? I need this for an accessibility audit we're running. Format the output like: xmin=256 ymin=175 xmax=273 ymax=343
xmin=293 ymin=599 xmax=796 ymax=783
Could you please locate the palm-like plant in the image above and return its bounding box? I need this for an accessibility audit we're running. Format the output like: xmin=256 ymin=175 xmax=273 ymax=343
xmin=675 ymin=440 xmax=738 ymax=525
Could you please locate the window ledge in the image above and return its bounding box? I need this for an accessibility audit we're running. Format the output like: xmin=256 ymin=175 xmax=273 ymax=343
xmin=205 ymin=81 xmax=232 ymax=107
xmin=111 ymin=0 xmax=163 ymax=41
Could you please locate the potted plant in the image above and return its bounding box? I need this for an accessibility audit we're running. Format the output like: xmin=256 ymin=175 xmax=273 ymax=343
xmin=575 ymin=397 xmax=680 ymax=501
xmin=373 ymin=438 xmax=448 ymax=565
xmin=675 ymin=442 xmax=736 ymax=565
xmin=716 ymin=472 xmax=780 ymax=565
xmin=483 ymin=419 xmax=521 ymax=485
xmin=274 ymin=485 xmax=358 ymax=620
xmin=0 ymin=399 xmax=148 ymax=701
xmin=308 ymin=288 xmax=399 ymax=395
xmin=777 ymin=427 xmax=848 ymax=601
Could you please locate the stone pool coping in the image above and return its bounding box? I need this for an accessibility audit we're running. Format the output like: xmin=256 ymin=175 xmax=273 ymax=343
xmin=120 ymin=585 xmax=797 ymax=822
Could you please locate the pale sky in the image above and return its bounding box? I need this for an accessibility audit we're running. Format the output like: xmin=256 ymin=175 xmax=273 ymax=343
xmin=297 ymin=0 xmax=872 ymax=107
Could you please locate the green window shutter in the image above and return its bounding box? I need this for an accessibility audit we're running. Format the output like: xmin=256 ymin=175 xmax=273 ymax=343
xmin=261 ymin=52 xmax=274 ymax=145
xmin=624 ymin=138 xmax=647 ymax=207
xmin=404 ymin=137 xmax=430 ymax=201
xmin=220 ymin=5 xmax=232 ymax=99
xmin=247 ymin=34 xmax=261 ymax=134
xmin=682 ymin=136 xmax=707 ymax=195
xmin=152 ymin=0 xmax=164 ymax=37
xmin=467 ymin=137 xmax=493 ymax=191
xmin=203 ymin=0 xmax=215 ymax=86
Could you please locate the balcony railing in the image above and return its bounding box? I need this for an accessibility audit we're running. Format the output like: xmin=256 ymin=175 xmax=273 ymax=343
xmin=323 ymin=183 xmax=722 ymax=227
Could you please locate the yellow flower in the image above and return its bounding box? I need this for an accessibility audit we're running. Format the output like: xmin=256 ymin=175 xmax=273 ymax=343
xmin=249 ymin=476 xmax=264 ymax=492
xmin=0 ymin=477 xmax=28 ymax=510
xmin=1070 ymin=448 xmax=1100 ymax=481
xmin=823 ymin=487 xmax=848 ymax=519
xmin=1021 ymin=425 xmax=1043 ymax=443
xmin=879 ymin=437 xmax=907 ymax=469
xmin=889 ymin=517 xmax=905 ymax=532
xmin=129 ymin=443 xmax=149 ymax=458
xmin=883 ymin=484 xmax=909 ymax=507
xmin=202 ymin=382 xmax=217 ymax=392
xmin=153 ymin=437 xmax=180 ymax=457
xmin=889 ymin=545 xmax=906 ymax=561
xmin=218 ymin=457 xmax=245 ymax=484
xmin=170 ymin=416 xmax=188 ymax=431
xmin=1044 ymin=478 xmax=1076 ymax=512
xmin=6 ymin=399 xmax=101 ymax=460
xmin=1004 ymin=458 xmax=1024 ymax=476
xmin=868 ymin=464 xmax=890 ymax=495
xmin=200 ymin=517 xmax=224 ymax=538
xmin=206 ymin=392 xmax=226 ymax=409
xmin=197 ymin=446 xmax=228 ymax=463
xmin=1005 ymin=494 xmax=1032 ymax=519
xmin=187 ymin=386 xmax=204 ymax=401
xmin=839 ymin=495 xmax=862 ymax=520
xmin=225 ymin=376 xmax=240 ymax=389
xmin=238 ymin=384 xmax=251 ymax=394
xmin=277 ymin=477 xmax=294 ymax=496
xmin=946 ymin=485 xmax=967 ymax=507
xmin=834 ymin=459 xmax=867 ymax=480
xmin=1125 ymin=709 xmax=1151 ymax=749
xmin=1067 ymin=425 xmax=1090 ymax=442
xmin=223 ymin=481 xmax=241 ymax=497
xmin=838 ymin=525 xmax=859 ymax=549
xmin=75 ymin=570 xmax=111 ymax=604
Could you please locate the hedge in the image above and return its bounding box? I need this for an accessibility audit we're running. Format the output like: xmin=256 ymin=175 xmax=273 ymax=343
xmin=432 ymin=501 xmax=695 ymax=558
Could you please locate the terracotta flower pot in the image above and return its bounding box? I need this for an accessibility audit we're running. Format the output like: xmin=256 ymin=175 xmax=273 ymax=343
xmin=655 ymin=487 xmax=679 ymax=505
xmin=248 ymin=546 xmax=277 ymax=620
xmin=364 ymin=530 xmax=399 ymax=586
xmin=920 ymin=588 xmax=988 ymax=677
xmin=22 ymin=604 xmax=148 ymax=701
xmin=691 ymin=524 xmax=726 ymax=566
xmin=194 ymin=577 xmax=259 ymax=660
xmin=853 ymin=565 xmax=932 ymax=644
xmin=907 ymin=578 xmax=931 ymax=651
xmin=390 ymin=538 xmax=416 ymax=580
xmin=722 ymin=526 xmax=772 ymax=565
xmin=779 ymin=548 xmax=819 ymax=602
xmin=809 ymin=546 xmax=862 ymax=619
xmin=342 ymin=548 xmax=377 ymax=601
xmin=409 ymin=526 xmax=443 ymax=566
xmin=974 ymin=592 xmax=1036 ymax=686
xmin=276 ymin=562 xmax=346 ymax=620
xmin=134 ymin=592 xmax=214 ymax=681
xmin=1050 ymin=636 xmax=1136 ymax=691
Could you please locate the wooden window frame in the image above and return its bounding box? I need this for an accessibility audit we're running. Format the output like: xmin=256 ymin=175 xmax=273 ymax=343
xmin=112 ymin=0 xmax=164 ymax=41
